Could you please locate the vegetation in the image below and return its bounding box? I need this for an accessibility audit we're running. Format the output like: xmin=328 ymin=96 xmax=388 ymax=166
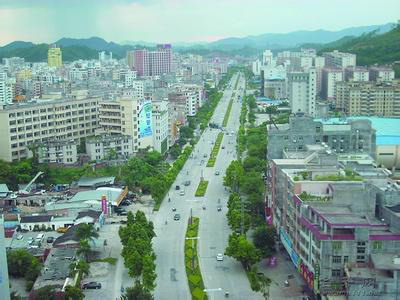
xmin=206 ymin=132 xmax=224 ymax=167
xmin=225 ymin=233 xmax=261 ymax=271
xmin=195 ymin=180 xmax=209 ymax=197
xmin=64 ymin=285 xmax=85 ymax=300
xmin=119 ymin=211 xmax=157 ymax=293
xmin=298 ymin=191 xmax=331 ymax=203
xmin=252 ymin=225 xmax=277 ymax=258
xmin=93 ymin=257 xmax=118 ymax=265
xmin=185 ymin=217 xmax=207 ymax=300
xmin=222 ymin=98 xmax=233 ymax=127
xmin=121 ymin=281 xmax=154 ymax=300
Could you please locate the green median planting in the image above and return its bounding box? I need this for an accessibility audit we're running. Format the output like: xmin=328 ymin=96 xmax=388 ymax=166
xmin=195 ymin=180 xmax=209 ymax=197
xmin=206 ymin=132 xmax=224 ymax=167
xmin=222 ymin=98 xmax=233 ymax=127
xmin=185 ymin=217 xmax=207 ymax=300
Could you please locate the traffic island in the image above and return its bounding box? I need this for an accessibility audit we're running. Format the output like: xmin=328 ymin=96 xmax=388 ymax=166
xmin=206 ymin=132 xmax=224 ymax=167
xmin=195 ymin=180 xmax=209 ymax=197
xmin=185 ymin=217 xmax=207 ymax=300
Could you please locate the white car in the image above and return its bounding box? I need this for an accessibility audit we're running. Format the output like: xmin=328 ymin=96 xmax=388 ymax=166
xmin=179 ymin=190 xmax=185 ymax=196
xmin=216 ymin=253 xmax=224 ymax=261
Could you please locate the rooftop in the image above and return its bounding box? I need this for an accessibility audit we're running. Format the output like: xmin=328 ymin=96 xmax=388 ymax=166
xmin=20 ymin=215 xmax=52 ymax=223
xmin=371 ymin=253 xmax=400 ymax=271
xmin=77 ymin=176 xmax=116 ymax=188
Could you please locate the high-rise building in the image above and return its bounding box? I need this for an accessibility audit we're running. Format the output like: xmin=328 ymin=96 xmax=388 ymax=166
xmin=0 ymin=218 xmax=10 ymax=300
xmin=126 ymin=51 xmax=135 ymax=70
xmin=0 ymin=73 xmax=13 ymax=105
xmin=369 ymin=66 xmax=395 ymax=82
xmin=134 ymin=44 xmax=172 ymax=76
xmin=47 ymin=45 xmax=62 ymax=67
xmin=323 ymin=50 xmax=356 ymax=68
xmin=152 ymin=100 xmax=170 ymax=154
xmin=321 ymin=68 xmax=343 ymax=101
xmin=262 ymin=50 xmax=274 ymax=65
xmin=287 ymin=69 xmax=316 ymax=116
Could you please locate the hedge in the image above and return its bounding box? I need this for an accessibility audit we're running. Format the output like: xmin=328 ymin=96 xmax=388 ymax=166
xmin=222 ymin=98 xmax=233 ymax=127
xmin=206 ymin=132 xmax=224 ymax=167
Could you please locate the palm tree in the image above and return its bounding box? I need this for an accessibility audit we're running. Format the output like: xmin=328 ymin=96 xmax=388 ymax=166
xmin=69 ymin=260 xmax=90 ymax=277
xmin=75 ymin=224 xmax=99 ymax=242
xmin=77 ymin=239 xmax=91 ymax=262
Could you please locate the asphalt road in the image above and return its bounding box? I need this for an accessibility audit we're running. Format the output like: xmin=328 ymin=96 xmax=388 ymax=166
xmin=153 ymin=73 xmax=261 ymax=300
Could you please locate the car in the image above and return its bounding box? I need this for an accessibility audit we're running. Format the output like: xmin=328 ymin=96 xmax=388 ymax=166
xmin=82 ymin=282 xmax=102 ymax=289
xmin=183 ymin=180 xmax=190 ymax=186
xmin=216 ymin=253 xmax=224 ymax=261
xmin=174 ymin=214 xmax=180 ymax=220
xmin=118 ymin=211 xmax=128 ymax=216
xmin=215 ymin=171 xmax=220 ymax=175
xmin=203 ymin=154 xmax=207 ymax=158
xmin=175 ymin=185 xmax=180 ymax=190
xmin=217 ymin=206 xmax=222 ymax=211
xmin=221 ymin=146 xmax=225 ymax=149
xmin=120 ymin=220 xmax=127 ymax=224
xmin=179 ymin=190 xmax=185 ymax=196
xmin=172 ymin=208 xmax=176 ymax=212
xmin=231 ymin=131 xmax=234 ymax=135
xmin=16 ymin=234 xmax=24 ymax=240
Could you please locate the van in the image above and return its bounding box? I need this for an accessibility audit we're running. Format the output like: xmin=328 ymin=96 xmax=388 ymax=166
xmin=36 ymin=233 xmax=44 ymax=241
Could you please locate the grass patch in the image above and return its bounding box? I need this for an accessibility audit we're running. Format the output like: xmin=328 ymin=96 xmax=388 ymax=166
xmin=195 ymin=180 xmax=209 ymax=197
xmin=206 ymin=132 xmax=224 ymax=167
xmin=93 ymin=257 xmax=118 ymax=265
xmin=222 ymin=99 xmax=233 ymax=127
xmin=185 ymin=217 xmax=207 ymax=300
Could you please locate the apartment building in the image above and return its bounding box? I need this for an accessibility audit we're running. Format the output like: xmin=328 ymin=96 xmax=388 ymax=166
xmin=37 ymin=140 xmax=78 ymax=164
xmin=47 ymin=45 xmax=62 ymax=67
xmin=0 ymin=72 xmax=14 ymax=105
xmin=152 ymin=100 xmax=170 ymax=154
xmin=98 ymin=97 xmax=140 ymax=152
xmin=0 ymin=97 xmax=100 ymax=162
xmin=134 ymin=44 xmax=172 ymax=77
xmin=335 ymin=81 xmax=400 ymax=116
xmin=267 ymin=113 xmax=376 ymax=160
xmin=287 ymin=69 xmax=316 ymax=117
xmin=323 ymin=50 xmax=356 ymax=68
xmin=321 ymin=68 xmax=343 ymax=101
xmin=263 ymin=78 xmax=287 ymax=100
xmin=344 ymin=66 xmax=369 ymax=82
xmin=369 ymin=66 xmax=395 ymax=82
xmin=267 ymin=145 xmax=400 ymax=299
xmin=86 ymin=135 xmax=134 ymax=161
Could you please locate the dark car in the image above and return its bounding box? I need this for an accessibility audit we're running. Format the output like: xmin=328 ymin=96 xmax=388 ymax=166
xmin=82 ymin=282 xmax=102 ymax=289
xmin=118 ymin=211 xmax=128 ymax=216
xmin=174 ymin=214 xmax=180 ymax=221
xmin=46 ymin=236 xmax=55 ymax=243
xmin=175 ymin=185 xmax=180 ymax=190
xmin=217 ymin=206 xmax=222 ymax=211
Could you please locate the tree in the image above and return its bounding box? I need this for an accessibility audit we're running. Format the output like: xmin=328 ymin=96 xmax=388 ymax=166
xmin=121 ymin=157 xmax=156 ymax=191
xmin=77 ymin=240 xmax=91 ymax=262
xmin=121 ymin=281 xmax=153 ymax=300
xmin=223 ymin=160 xmax=244 ymax=191
xmin=142 ymin=254 xmax=157 ymax=291
xmin=10 ymin=291 xmax=21 ymax=300
xmin=243 ymin=156 xmax=265 ymax=173
xmin=225 ymin=233 xmax=261 ymax=271
xmin=143 ymin=151 xmax=163 ymax=167
xmin=75 ymin=224 xmax=99 ymax=242
xmin=7 ymin=249 xmax=42 ymax=279
xmin=169 ymin=144 xmax=182 ymax=160
xmin=252 ymin=225 xmax=277 ymax=258
xmin=179 ymin=126 xmax=194 ymax=140
xmin=64 ymin=285 xmax=84 ymax=300
xmin=105 ymin=148 xmax=118 ymax=160
xmin=32 ymin=285 xmax=56 ymax=300
xmin=69 ymin=260 xmax=90 ymax=277
xmin=248 ymin=266 xmax=272 ymax=299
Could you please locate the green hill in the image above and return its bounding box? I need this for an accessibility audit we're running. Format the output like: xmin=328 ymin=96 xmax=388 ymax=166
xmin=319 ymin=25 xmax=400 ymax=73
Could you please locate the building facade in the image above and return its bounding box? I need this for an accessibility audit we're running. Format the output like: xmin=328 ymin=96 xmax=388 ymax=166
xmin=323 ymin=50 xmax=356 ymax=68
xmin=86 ymin=135 xmax=134 ymax=160
xmin=321 ymin=68 xmax=343 ymax=101
xmin=38 ymin=140 xmax=78 ymax=164
xmin=287 ymin=69 xmax=316 ymax=117
xmin=134 ymin=44 xmax=172 ymax=77
xmin=152 ymin=100 xmax=170 ymax=154
xmin=47 ymin=45 xmax=62 ymax=67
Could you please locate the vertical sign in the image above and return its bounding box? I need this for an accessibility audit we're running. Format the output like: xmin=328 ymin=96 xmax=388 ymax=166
xmin=139 ymin=101 xmax=152 ymax=137
xmin=101 ymin=195 xmax=108 ymax=214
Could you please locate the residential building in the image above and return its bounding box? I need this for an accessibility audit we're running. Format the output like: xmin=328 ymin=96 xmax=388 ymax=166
xmin=287 ymin=69 xmax=316 ymax=116
xmin=335 ymin=81 xmax=400 ymax=116
xmin=267 ymin=113 xmax=376 ymax=160
xmin=321 ymin=68 xmax=343 ymax=101
xmin=313 ymin=56 xmax=325 ymax=95
xmin=37 ymin=140 xmax=78 ymax=164
xmin=369 ymin=66 xmax=395 ymax=82
xmin=344 ymin=66 xmax=369 ymax=82
xmin=98 ymin=51 xmax=112 ymax=62
xmin=86 ymin=135 xmax=134 ymax=160
xmin=0 ymin=72 xmax=13 ymax=105
xmin=152 ymin=100 xmax=170 ymax=153
xmin=263 ymin=79 xmax=286 ymax=100
xmin=0 ymin=97 xmax=100 ymax=162
xmin=263 ymin=50 xmax=274 ymax=65
xmin=134 ymin=44 xmax=172 ymax=76
xmin=252 ymin=59 xmax=262 ymax=75
xmin=0 ymin=218 xmax=10 ymax=300
xmin=126 ymin=50 xmax=135 ymax=70
xmin=47 ymin=45 xmax=62 ymax=67
xmin=323 ymin=50 xmax=356 ymax=68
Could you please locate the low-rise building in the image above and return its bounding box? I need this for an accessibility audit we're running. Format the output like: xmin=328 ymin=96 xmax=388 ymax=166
xmin=369 ymin=66 xmax=395 ymax=82
xmin=86 ymin=135 xmax=134 ymax=161
xmin=37 ymin=140 xmax=78 ymax=164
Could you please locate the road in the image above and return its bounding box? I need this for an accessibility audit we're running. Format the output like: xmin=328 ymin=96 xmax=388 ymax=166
xmin=153 ymin=73 xmax=261 ymax=300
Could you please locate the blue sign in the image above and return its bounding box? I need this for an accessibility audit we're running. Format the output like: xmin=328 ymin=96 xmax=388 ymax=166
xmin=139 ymin=102 xmax=152 ymax=137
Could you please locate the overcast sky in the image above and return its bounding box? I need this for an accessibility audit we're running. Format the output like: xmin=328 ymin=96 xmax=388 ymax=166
xmin=0 ymin=0 xmax=398 ymax=45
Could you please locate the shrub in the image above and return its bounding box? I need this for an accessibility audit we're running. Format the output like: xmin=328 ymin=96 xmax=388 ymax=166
xmin=195 ymin=181 xmax=209 ymax=197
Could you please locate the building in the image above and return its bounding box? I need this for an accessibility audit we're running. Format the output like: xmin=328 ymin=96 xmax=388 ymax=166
xmin=287 ymin=69 xmax=316 ymax=117
xmin=344 ymin=66 xmax=369 ymax=82
xmin=47 ymin=45 xmax=62 ymax=67
xmin=335 ymin=81 xmax=400 ymax=116
xmin=369 ymin=66 xmax=395 ymax=82
xmin=152 ymin=100 xmax=170 ymax=154
xmin=134 ymin=44 xmax=172 ymax=76
xmin=0 ymin=72 xmax=14 ymax=105
xmin=263 ymin=79 xmax=286 ymax=100
xmin=98 ymin=51 xmax=112 ymax=62
xmin=37 ymin=140 xmax=78 ymax=164
xmin=85 ymin=135 xmax=134 ymax=160
xmin=267 ymin=113 xmax=376 ymax=160
xmin=0 ymin=97 xmax=100 ymax=162
xmin=321 ymin=68 xmax=343 ymax=101
xmin=267 ymin=144 xmax=400 ymax=299
xmin=252 ymin=59 xmax=261 ymax=76
xmin=126 ymin=50 xmax=135 ymax=70
xmin=323 ymin=50 xmax=356 ymax=68
xmin=0 ymin=218 xmax=10 ymax=300
xmin=262 ymin=50 xmax=274 ymax=65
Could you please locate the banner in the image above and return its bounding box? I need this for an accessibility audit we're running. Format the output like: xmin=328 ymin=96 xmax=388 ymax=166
xmin=139 ymin=101 xmax=152 ymax=137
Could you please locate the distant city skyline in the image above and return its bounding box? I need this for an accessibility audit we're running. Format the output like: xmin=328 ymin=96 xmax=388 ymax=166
xmin=0 ymin=0 xmax=399 ymax=45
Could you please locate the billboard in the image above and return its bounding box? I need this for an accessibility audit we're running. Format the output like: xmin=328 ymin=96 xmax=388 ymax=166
xmin=139 ymin=101 xmax=152 ymax=137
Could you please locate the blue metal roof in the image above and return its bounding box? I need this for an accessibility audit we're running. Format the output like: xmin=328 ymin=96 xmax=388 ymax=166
xmin=316 ymin=117 xmax=400 ymax=145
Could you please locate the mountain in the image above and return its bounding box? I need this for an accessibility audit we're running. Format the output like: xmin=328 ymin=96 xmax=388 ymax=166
xmin=0 ymin=41 xmax=35 ymax=52
xmin=319 ymin=26 xmax=400 ymax=68
xmin=207 ymin=23 xmax=395 ymax=51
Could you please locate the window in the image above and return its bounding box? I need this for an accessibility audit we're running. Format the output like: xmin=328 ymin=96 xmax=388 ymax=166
xmin=331 ymin=269 xmax=341 ymax=277
xmin=373 ymin=241 xmax=382 ymax=250
xmin=343 ymin=256 xmax=349 ymax=263
xmin=332 ymin=256 xmax=341 ymax=263
xmin=332 ymin=242 xmax=342 ymax=250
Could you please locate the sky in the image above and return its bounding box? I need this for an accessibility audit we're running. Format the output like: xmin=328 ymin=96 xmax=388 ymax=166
xmin=0 ymin=0 xmax=399 ymax=45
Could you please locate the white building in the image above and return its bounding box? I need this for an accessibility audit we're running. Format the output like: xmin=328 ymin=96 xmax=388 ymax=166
xmin=0 ymin=73 xmax=13 ymax=105
xmin=261 ymin=64 xmax=286 ymax=80
xmin=262 ymin=50 xmax=274 ymax=65
xmin=252 ymin=60 xmax=262 ymax=76
xmin=152 ymin=100 xmax=170 ymax=154
xmin=369 ymin=66 xmax=395 ymax=82
xmin=323 ymin=50 xmax=356 ymax=68
xmin=287 ymin=68 xmax=316 ymax=116
xmin=345 ymin=67 xmax=369 ymax=82
xmin=38 ymin=141 xmax=78 ymax=164
xmin=86 ymin=135 xmax=134 ymax=160
xmin=0 ymin=218 xmax=10 ymax=300
xmin=124 ymin=70 xmax=138 ymax=88
xmin=321 ymin=68 xmax=343 ymax=101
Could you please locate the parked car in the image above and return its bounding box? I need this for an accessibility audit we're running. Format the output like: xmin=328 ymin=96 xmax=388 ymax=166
xmin=217 ymin=206 xmax=222 ymax=211
xmin=179 ymin=189 xmax=185 ymax=196
xmin=118 ymin=211 xmax=128 ymax=216
xmin=215 ymin=171 xmax=220 ymax=175
xmin=174 ymin=214 xmax=180 ymax=221
xmin=203 ymin=154 xmax=207 ymax=158
xmin=82 ymin=282 xmax=102 ymax=289
xmin=216 ymin=253 xmax=224 ymax=261
xmin=222 ymin=146 xmax=225 ymax=149
xmin=46 ymin=236 xmax=55 ymax=243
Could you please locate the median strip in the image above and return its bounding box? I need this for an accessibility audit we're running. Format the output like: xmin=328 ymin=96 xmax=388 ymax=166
xmin=195 ymin=180 xmax=209 ymax=197
xmin=206 ymin=132 xmax=224 ymax=167
xmin=185 ymin=217 xmax=207 ymax=300
xmin=222 ymin=99 xmax=233 ymax=127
